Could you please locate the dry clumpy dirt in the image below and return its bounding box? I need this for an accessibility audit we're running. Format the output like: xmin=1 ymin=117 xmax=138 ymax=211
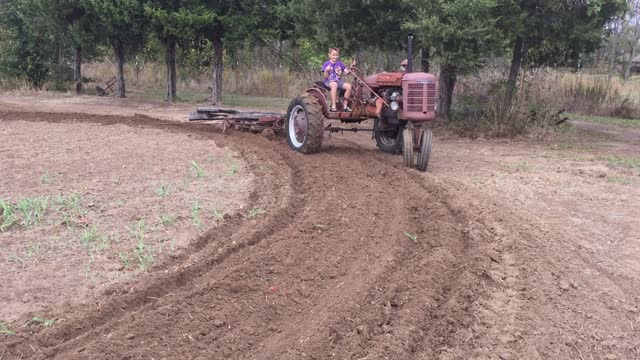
xmin=0 ymin=95 xmax=639 ymax=360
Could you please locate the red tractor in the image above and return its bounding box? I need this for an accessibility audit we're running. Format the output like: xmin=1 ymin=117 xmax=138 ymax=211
xmin=285 ymin=35 xmax=437 ymax=171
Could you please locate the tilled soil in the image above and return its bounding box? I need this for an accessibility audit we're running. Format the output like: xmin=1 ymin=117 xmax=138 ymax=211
xmin=1 ymin=100 xmax=639 ymax=359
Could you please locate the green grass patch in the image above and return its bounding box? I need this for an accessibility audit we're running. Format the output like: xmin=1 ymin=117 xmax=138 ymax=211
xmin=606 ymin=155 xmax=640 ymax=169
xmin=607 ymin=176 xmax=633 ymax=185
xmin=569 ymin=113 xmax=640 ymax=128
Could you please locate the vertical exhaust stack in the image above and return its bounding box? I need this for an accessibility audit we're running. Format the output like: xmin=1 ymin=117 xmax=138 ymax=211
xmin=407 ymin=33 xmax=414 ymax=73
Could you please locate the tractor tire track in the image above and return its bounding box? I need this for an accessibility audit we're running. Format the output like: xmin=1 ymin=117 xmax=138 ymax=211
xmin=1 ymin=112 xmax=499 ymax=360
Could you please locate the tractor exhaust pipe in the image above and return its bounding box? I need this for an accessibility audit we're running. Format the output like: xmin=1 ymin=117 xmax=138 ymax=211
xmin=407 ymin=33 xmax=414 ymax=73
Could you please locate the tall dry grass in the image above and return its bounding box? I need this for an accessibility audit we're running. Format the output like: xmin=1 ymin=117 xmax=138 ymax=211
xmin=82 ymin=61 xmax=316 ymax=98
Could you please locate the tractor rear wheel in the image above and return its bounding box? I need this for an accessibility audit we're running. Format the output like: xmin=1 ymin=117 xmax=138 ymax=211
xmin=402 ymin=127 xmax=414 ymax=168
xmin=374 ymin=117 xmax=403 ymax=154
xmin=416 ymin=128 xmax=433 ymax=172
xmin=286 ymin=94 xmax=325 ymax=153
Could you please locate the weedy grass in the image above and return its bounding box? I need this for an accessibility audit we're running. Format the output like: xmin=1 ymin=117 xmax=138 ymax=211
xmin=227 ymin=164 xmax=239 ymax=176
xmin=0 ymin=199 xmax=17 ymax=231
xmin=244 ymin=207 xmax=266 ymax=219
xmin=606 ymin=155 xmax=640 ymax=170
xmin=126 ymin=219 xmax=147 ymax=244
xmin=133 ymin=237 xmax=155 ymax=272
xmin=154 ymin=182 xmax=170 ymax=197
xmin=0 ymin=321 xmax=15 ymax=335
xmin=160 ymin=214 xmax=175 ymax=227
xmin=23 ymin=317 xmax=54 ymax=328
xmin=81 ymin=225 xmax=111 ymax=253
xmin=16 ymin=196 xmax=49 ymax=228
xmin=55 ymin=193 xmax=84 ymax=228
xmin=190 ymin=160 xmax=206 ymax=178
xmin=607 ymin=176 xmax=633 ymax=185
xmin=191 ymin=200 xmax=202 ymax=228
xmin=212 ymin=208 xmax=225 ymax=220
xmin=117 ymin=251 xmax=131 ymax=270
xmin=516 ymin=161 xmax=530 ymax=171
xmin=40 ymin=170 xmax=52 ymax=184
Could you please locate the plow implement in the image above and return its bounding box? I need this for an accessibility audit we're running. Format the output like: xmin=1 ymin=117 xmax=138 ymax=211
xmin=189 ymin=107 xmax=285 ymax=134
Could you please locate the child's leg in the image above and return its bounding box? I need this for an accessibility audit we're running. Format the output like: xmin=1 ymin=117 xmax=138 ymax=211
xmin=342 ymin=82 xmax=352 ymax=110
xmin=329 ymin=81 xmax=338 ymax=110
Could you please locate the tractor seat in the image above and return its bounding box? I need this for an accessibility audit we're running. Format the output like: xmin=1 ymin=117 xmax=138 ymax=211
xmin=315 ymin=81 xmax=346 ymax=95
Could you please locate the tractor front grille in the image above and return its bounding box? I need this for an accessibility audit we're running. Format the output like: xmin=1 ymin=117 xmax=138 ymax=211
xmin=406 ymin=83 xmax=436 ymax=112
xmin=407 ymin=84 xmax=423 ymax=112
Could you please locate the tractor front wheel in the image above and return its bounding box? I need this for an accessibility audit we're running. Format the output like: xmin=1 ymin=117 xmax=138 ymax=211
xmin=416 ymin=128 xmax=433 ymax=172
xmin=286 ymin=95 xmax=325 ymax=153
xmin=374 ymin=117 xmax=403 ymax=154
xmin=402 ymin=127 xmax=414 ymax=168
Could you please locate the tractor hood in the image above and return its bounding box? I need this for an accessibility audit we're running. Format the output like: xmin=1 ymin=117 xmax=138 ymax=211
xmin=364 ymin=72 xmax=404 ymax=88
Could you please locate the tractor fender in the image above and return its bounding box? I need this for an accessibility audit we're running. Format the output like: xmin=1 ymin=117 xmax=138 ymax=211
xmin=306 ymin=88 xmax=328 ymax=117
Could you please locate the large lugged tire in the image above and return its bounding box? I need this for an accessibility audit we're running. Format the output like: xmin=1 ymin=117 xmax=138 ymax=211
xmin=285 ymin=94 xmax=325 ymax=153
xmin=374 ymin=117 xmax=403 ymax=154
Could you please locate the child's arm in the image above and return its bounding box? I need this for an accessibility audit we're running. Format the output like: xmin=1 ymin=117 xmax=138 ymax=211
xmin=323 ymin=64 xmax=333 ymax=79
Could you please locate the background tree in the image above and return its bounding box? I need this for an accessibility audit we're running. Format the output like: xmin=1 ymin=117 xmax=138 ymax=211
xmin=89 ymin=0 xmax=147 ymax=98
xmin=501 ymin=0 xmax=627 ymax=107
xmin=0 ymin=0 xmax=58 ymax=88
xmin=621 ymin=0 xmax=640 ymax=79
xmin=406 ymin=0 xmax=506 ymax=117
xmin=145 ymin=0 xmax=213 ymax=101
xmin=30 ymin=0 xmax=100 ymax=94
xmin=203 ymin=0 xmax=281 ymax=104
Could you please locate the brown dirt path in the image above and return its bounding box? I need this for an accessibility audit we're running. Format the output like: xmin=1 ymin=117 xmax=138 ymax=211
xmin=1 ymin=95 xmax=639 ymax=359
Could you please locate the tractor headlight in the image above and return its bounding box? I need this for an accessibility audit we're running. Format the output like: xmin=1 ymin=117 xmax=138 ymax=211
xmin=390 ymin=101 xmax=399 ymax=111
xmin=390 ymin=92 xmax=400 ymax=101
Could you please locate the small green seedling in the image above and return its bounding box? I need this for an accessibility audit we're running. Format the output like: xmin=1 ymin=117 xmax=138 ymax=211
xmin=40 ymin=170 xmax=52 ymax=184
xmin=190 ymin=160 xmax=206 ymax=178
xmin=154 ymin=182 xmax=170 ymax=197
xmin=227 ymin=164 xmax=238 ymax=176
xmin=191 ymin=200 xmax=202 ymax=228
xmin=403 ymin=232 xmax=418 ymax=244
xmin=23 ymin=317 xmax=54 ymax=328
xmin=0 ymin=321 xmax=15 ymax=335
xmin=160 ymin=214 xmax=175 ymax=227
xmin=212 ymin=209 xmax=225 ymax=220
xmin=0 ymin=199 xmax=17 ymax=231
xmin=244 ymin=207 xmax=266 ymax=219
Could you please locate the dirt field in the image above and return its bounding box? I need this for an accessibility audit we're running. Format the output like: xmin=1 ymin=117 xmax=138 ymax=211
xmin=1 ymin=95 xmax=639 ymax=359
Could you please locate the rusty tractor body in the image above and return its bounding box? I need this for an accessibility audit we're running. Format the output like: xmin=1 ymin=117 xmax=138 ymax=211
xmin=286 ymin=35 xmax=437 ymax=171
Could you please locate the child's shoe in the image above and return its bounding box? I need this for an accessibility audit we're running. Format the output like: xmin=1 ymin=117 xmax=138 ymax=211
xmin=343 ymin=106 xmax=352 ymax=112
xmin=330 ymin=106 xmax=338 ymax=112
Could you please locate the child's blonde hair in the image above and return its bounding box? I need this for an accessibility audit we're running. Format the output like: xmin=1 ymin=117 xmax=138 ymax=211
xmin=328 ymin=47 xmax=340 ymax=54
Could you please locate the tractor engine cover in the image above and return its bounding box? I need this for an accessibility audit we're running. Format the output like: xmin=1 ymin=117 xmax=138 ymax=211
xmin=364 ymin=72 xmax=403 ymax=88
xmin=401 ymin=73 xmax=437 ymax=121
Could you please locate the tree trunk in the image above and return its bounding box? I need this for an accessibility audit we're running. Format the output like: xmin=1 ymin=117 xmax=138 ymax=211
xmin=504 ymin=36 xmax=524 ymax=109
xmin=420 ymin=47 xmax=430 ymax=73
xmin=74 ymin=45 xmax=82 ymax=95
xmin=437 ymin=64 xmax=457 ymax=118
xmin=115 ymin=40 xmax=126 ymax=98
xmin=211 ymin=30 xmax=223 ymax=105
xmin=166 ymin=35 xmax=177 ymax=101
